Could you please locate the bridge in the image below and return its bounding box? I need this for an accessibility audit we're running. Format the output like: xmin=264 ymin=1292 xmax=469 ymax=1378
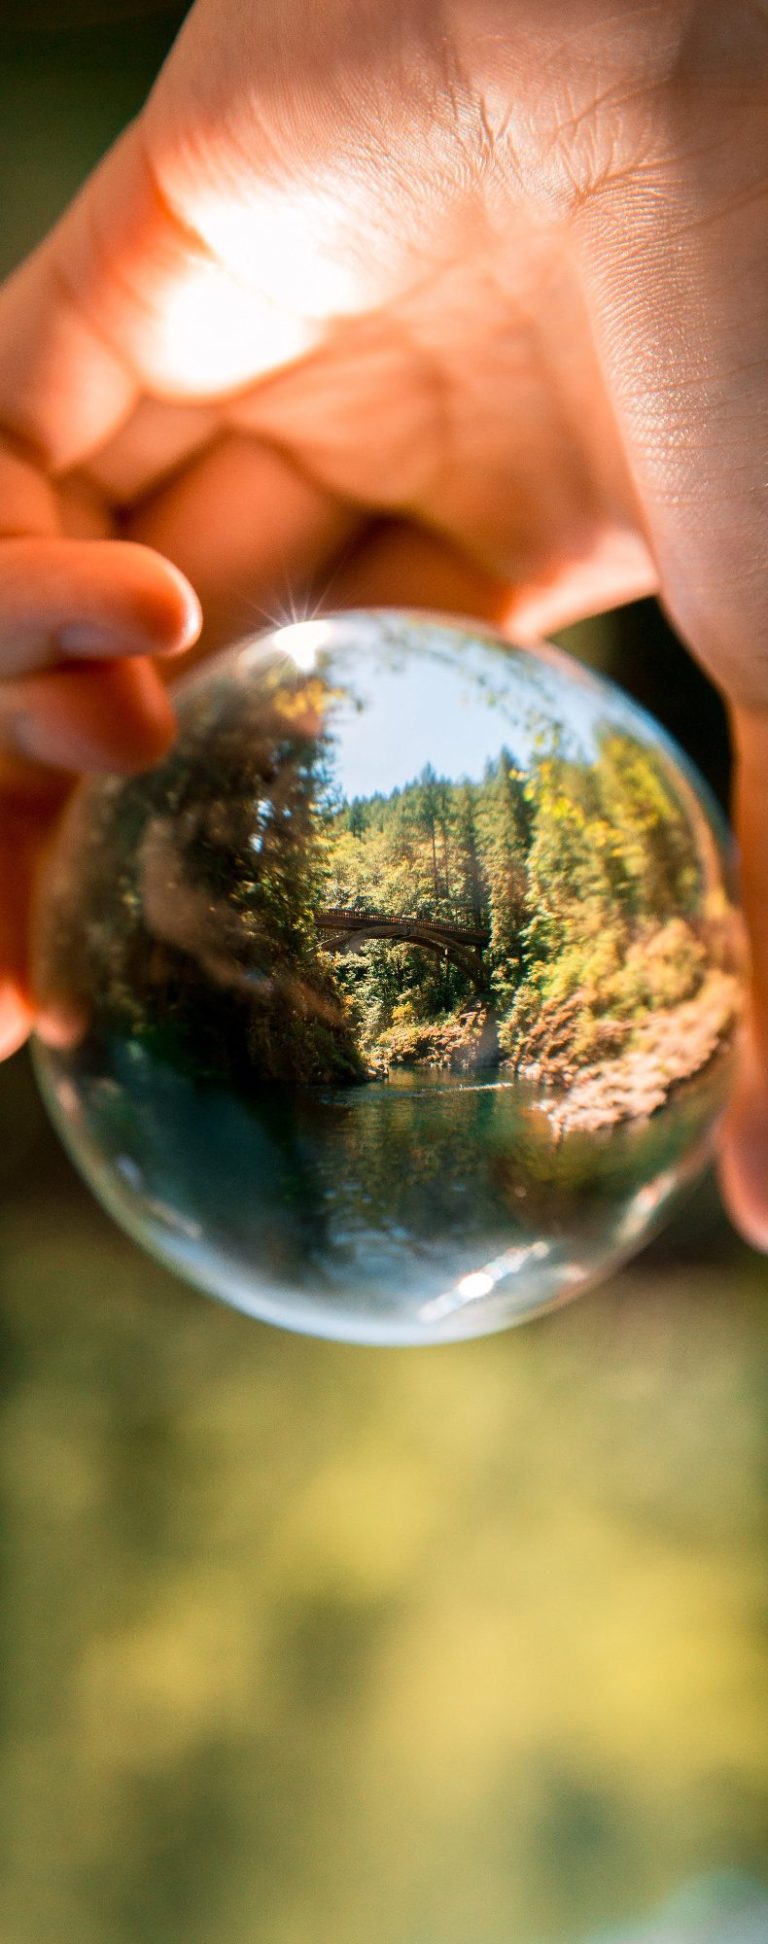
xmin=315 ymin=907 xmax=490 ymax=987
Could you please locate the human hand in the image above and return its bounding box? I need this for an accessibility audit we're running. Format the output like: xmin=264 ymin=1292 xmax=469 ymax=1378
xmin=0 ymin=0 xmax=766 ymax=1244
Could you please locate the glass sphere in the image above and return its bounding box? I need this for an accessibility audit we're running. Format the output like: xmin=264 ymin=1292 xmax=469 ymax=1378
xmin=32 ymin=611 xmax=744 ymax=1344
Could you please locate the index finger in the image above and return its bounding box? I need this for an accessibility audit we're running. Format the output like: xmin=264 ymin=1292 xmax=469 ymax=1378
xmin=0 ymin=535 xmax=201 ymax=677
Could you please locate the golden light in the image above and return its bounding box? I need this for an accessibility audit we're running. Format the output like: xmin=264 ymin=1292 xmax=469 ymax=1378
xmin=147 ymin=258 xmax=315 ymax=395
xmin=183 ymin=179 xmax=364 ymax=317
xmin=141 ymin=173 xmax=369 ymax=395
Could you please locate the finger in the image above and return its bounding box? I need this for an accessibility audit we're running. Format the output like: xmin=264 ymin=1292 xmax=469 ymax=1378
xmin=499 ymin=526 xmax=657 ymax=644
xmin=0 ymin=658 xmax=177 ymax=773
xmin=312 ymin=513 xmax=655 ymax=646
xmin=0 ymin=655 xmax=176 ymax=1060
xmin=81 ymin=396 xmax=220 ymax=510
xmin=320 ymin=519 xmax=516 ymax=625
xmin=0 ymin=439 xmax=61 ymax=539
xmin=720 ymin=1041 xmax=768 ymax=1254
xmin=571 ymin=109 xmax=768 ymax=1246
xmin=125 ymin=432 xmax=363 ymax=656
xmin=0 ymin=536 xmax=200 ymax=677
xmin=0 ymin=988 xmax=34 ymax=1063
xmin=0 ymin=430 xmax=114 ymax=546
xmin=0 ymin=787 xmax=58 ymax=1059
xmin=719 ymin=706 xmax=768 ymax=1251
xmin=125 ymin=417 xmax=655 ymax=660
xmin=572 ymin=102 xmax=768 ymax=706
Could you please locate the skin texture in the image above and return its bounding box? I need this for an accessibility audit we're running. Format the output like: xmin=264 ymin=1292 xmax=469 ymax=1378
xmin=0 ymin=0 xmax=766 ymax=1244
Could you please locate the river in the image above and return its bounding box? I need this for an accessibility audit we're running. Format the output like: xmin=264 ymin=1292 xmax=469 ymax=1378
xmin=37 ymin=1035 xmax=735 ymax=1343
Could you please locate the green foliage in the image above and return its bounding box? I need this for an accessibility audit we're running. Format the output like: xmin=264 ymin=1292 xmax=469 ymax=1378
xmin=47 ymin=670 xmax=367 ymax=1089
xmin=318 ymin=728 xmax=710 ymax=1075
xmin=45 ymin=672 xmax=718 ymax=1092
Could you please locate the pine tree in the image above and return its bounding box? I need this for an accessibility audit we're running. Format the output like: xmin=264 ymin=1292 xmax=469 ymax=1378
xmin=475 ymin=750 xmax=530 ymax=988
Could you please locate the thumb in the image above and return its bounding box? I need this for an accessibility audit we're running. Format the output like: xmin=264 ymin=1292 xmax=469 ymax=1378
xmin=570 ymin=74 xmax=768 ymax=1249
xmin=719 ymin=708 xmax=768 ymax=1250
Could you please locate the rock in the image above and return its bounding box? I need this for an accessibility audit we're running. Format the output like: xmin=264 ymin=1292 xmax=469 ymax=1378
xmin=542 ymin=970 xmax=741 ymax=1135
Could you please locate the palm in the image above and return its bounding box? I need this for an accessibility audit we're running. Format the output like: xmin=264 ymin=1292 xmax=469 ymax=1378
xmin=72 ymin=225 xmax=652 ymax=651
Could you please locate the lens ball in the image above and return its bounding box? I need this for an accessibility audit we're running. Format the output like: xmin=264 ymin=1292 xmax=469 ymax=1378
xmin=32 ymin=612 xmax=744 ymax=1343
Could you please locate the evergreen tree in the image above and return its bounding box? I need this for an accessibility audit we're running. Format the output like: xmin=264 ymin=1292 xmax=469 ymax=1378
xmin=453 ymin=783 xmax=487 ymax=926
xmin=475 ymin=750 xmax=530 ymax=989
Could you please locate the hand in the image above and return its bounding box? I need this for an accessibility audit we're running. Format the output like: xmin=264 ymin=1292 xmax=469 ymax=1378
xmin=0 ymin=0 xmax=766 ymax=1245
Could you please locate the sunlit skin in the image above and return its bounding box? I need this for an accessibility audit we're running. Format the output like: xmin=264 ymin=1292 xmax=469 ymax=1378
xmin=0 ymin=0 xmax=767 ymax=1245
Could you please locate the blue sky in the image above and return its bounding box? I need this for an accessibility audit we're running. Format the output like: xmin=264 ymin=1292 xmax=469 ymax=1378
xmin=317 ymin=615 xmax=626 ymax=803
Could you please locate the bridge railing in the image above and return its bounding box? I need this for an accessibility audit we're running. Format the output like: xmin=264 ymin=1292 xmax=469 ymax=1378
xmin=315 ymin=907 xmax=490 ymax=944
xmin=316 ymin=904 xmax=488 ymax=927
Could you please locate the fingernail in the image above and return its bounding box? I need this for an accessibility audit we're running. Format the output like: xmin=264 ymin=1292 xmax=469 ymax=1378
xmin=177 ymin=584 xmax=203 ymax=649
xmin=58 ymin=622 xmax=147 ymax=657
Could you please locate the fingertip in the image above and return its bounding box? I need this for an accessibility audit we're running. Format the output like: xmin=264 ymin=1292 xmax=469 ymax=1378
xmin=0 ymin=537 xmax=202 ymax=670
xmin=719 ymin=1078 xmax=768 ymax=1254
xmin=0 ymin=979 xmax=33 ymax=1062
xmin=153 ymin=556 xmax=203 ymax=655
xmin=99 ymin=542 xmax=202 ymax=658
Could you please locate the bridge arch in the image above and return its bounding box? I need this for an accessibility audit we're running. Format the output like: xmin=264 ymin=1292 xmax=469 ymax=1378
xmin=315 ymin=908 xmax=490 ymax=989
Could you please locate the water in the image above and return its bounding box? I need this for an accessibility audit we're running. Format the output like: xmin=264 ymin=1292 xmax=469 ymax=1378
xmin=37 ymin=1035 xmax=730 ymax=1344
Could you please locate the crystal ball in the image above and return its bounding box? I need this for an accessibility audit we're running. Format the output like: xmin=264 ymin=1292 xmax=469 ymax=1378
xmin=32 ymin=611 xmax=744 ymax=1344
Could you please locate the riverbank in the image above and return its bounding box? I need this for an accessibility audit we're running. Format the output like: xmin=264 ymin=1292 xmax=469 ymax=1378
xmin=367 ymin=1001 xmax=499 ymax=1076
xmin=537 ymin=969 xmax=741 ymax=1136
xmin=359 ymin=967 xmax=741 ymax=1133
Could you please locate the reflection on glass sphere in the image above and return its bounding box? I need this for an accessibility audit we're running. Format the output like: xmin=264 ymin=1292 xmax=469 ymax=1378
xmin=32 ymin=612 xmax=744 ymax=1344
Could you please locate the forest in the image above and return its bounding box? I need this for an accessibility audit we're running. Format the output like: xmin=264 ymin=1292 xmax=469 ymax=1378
xmin=44 ymin=653 xmax=737 ymax=1109
xmin=317 ymin=729 xmax=726 ymax=1085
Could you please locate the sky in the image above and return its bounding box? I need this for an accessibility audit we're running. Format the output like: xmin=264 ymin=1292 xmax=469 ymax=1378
xmin=312 ymin=614 xmax=633 ymax=803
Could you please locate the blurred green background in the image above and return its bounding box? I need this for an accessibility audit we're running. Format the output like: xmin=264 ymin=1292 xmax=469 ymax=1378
xmin=1 ymin=9 xmax=767 ymax=1943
